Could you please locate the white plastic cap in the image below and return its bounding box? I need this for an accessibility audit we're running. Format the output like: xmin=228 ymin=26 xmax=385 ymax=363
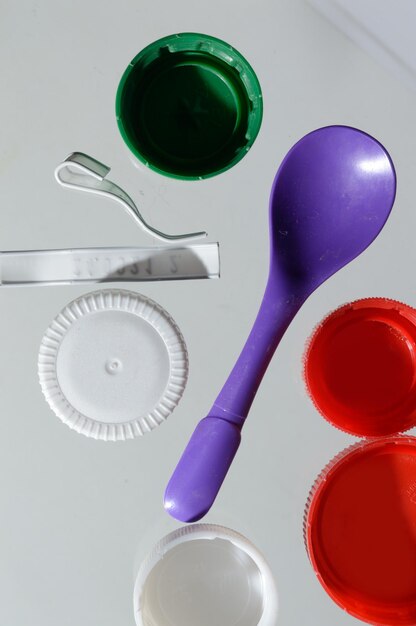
xmin=133 ymin=524 xmax=279 ymax=626
xmin=38 ymin=289 xmax=188 ymax=441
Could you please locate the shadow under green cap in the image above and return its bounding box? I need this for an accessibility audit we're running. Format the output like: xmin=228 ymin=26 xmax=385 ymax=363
xmin=116 ymin=33 xmax=263 ymax=180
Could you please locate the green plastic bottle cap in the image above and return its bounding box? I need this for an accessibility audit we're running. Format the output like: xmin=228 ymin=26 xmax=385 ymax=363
xmin=116 ymin=33 xmax=263 ymax=180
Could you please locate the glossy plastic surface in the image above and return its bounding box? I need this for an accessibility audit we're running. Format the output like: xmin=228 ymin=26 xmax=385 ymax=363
xmin=164 ymin=418 xmax=241 ymax=522
xmin=304 ymin=298 xmax=416 ymax=437
xmin=133 ymin=524 xmax=278 ymax=626
xmin=305 ymin=437 xmax=416 ymax=625
xmin=116 ymin=33 xmax=263 ymax=179
xmin=165 ymin=125 xmax=396 ymax=522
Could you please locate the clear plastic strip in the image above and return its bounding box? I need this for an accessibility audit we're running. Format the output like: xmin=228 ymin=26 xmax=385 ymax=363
xmin=0 ymin=244 xmax=220 ymax=285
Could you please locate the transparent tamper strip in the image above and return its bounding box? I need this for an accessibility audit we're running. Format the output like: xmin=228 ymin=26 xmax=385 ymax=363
xmin=0 ymin=244 xmax=219 ymax=286
xmin=55 ymin=153 xmax=207 ymax=242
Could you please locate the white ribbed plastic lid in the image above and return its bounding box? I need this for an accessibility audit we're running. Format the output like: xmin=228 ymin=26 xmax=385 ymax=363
xmin=134 ymin=524 xmax=279 ymax=626
xmin=38 ymin=289 xmax=188 ymax=441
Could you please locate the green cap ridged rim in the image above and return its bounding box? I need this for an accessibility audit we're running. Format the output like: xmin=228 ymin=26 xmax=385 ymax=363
xmin=116 ymin=33 xmax=263 ymax=180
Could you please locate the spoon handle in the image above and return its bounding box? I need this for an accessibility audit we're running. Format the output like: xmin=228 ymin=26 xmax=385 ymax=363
xmin=165 ymin=271 xmax=307 ymax=522
xmin=212 ymin=274 xmax=306 ymax=422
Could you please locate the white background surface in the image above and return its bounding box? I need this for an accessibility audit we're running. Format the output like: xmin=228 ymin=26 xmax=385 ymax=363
xmin=309 ymin=0 xmax=416 ymax=91
xmin=1 ymin=1 xmax=416 ymax=625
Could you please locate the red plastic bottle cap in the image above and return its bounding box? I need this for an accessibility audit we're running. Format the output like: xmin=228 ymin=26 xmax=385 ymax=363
xmin=305 ymin=437 xmax=416 ymax=625
xmin=304 ymin=298 xmax=416 ymax=437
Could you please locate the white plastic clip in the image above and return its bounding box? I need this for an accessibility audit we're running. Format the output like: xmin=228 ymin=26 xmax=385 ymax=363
xmin=54 ymin=152 xmax=207 ymax=243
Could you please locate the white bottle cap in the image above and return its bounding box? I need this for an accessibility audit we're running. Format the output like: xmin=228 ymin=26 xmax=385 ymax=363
xmin=134 ymin=524 xmax=279 ymax=626
xmin=38 ymin=289 xmax=188 ymax=441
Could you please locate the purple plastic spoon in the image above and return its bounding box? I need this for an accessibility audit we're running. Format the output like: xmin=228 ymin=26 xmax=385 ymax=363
xmin=165 ymin=125 xmax=396 ymax=522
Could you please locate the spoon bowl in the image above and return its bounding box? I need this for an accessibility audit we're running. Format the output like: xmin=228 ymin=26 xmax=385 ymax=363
xmin=165 ymin=126 xmax=396 ymax=523
xmin=271 ymin=126 xmax=395 ymax=289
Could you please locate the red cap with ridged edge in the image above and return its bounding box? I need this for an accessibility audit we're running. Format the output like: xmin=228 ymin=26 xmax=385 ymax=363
xmin=305 ymin=437 xmax=416 ymax=626
xmin=304 ymin=298 xmax=416 ymax=437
